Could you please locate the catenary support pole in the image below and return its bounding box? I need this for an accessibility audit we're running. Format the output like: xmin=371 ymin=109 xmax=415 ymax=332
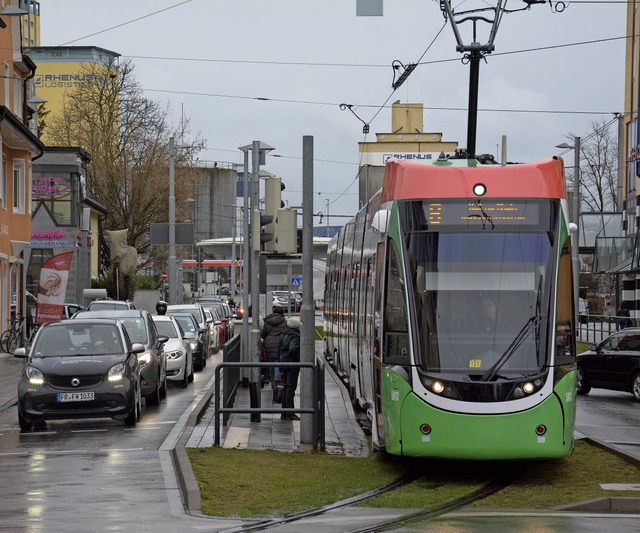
xmin=301 ymin=135 xmax=315 ymax=445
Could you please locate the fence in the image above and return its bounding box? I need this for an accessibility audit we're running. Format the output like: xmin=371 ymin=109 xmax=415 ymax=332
xmin=221 ymin=334 xmax=241 ymax=426
xmin=213 ymin=358 xmax=325 ymax=451
xmin=577 ymin=313 xmax=636 ymax=346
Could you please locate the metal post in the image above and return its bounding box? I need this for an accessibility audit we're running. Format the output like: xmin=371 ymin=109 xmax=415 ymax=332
xmin=241 ymin=148 xmax=250 ymax=386
xmin=231 ymin=210 xmax=236 ymax=299
xmin=251 ymin=141 xmax=261 ymax=387
xmin=573 ymin=136 xmax=581 ymax=315
xmin=168 ymin=136 xmax=177 ymax=305
xmin=301 ymin=135 xmax=314 ymax=444
xmin=466 ymin=51 xmax=481 ymax=159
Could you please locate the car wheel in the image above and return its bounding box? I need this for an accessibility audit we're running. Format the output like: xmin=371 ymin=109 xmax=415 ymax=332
xmin=576 ymin=366 xmax=591 ymax=395
xmin=181 ymin=361 xmax=189 ymax=389
xmin=159 ymin=373 xmax=167 ymax=399
xmin=124 ymin=390 xmax=139 ymax=426
xmin=632 ymin=373 xmax=640 ymax=401
xmin=18 ymin=411 xmax=33 ymax=432
xmin=146 ymin=376 xmax=161 ymax=406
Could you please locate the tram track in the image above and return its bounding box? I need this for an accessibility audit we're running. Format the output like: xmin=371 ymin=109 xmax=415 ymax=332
xmin=216 ymin=468 xmax=519 ymax=533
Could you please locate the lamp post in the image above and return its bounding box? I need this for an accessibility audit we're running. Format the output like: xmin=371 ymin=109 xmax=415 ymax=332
xmin=168 ymin=137 xmax=177 ymax=305
xmin=238 ymin=141 xmax=274 ymax=390
xmin=556 ymin=137 xmax=581 ymax=314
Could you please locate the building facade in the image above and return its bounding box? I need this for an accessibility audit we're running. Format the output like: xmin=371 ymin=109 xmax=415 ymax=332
xmin=27 ymin=45 xmax=120 ymax=144
xmin=30 ymin=147 xmax=107 ymax=306
xmin=357 ymin=102 xmax=459 ymax=207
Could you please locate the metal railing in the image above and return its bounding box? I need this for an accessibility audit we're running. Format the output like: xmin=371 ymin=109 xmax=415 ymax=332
xmin=213 ymin=359 xmax=325 ymax=451
xmin=577 ymin=313 xmax=636 ymax=345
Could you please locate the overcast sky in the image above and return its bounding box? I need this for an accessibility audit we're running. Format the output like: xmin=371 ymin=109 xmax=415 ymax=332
xmin=41 ymin=0 xmax=625 ymax=223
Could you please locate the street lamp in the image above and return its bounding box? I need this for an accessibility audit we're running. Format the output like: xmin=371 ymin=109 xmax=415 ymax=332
xmin=556 ymin=137 xmax=581 ymax=316
xmin=168 ymin=137 xmax=192 ymax=305
xmin=238 ymin=141 xmax=274 ymax=413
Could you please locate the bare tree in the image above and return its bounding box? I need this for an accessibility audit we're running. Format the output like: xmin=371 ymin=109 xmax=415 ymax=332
xmin=46 ymin=58 xmax=205 ymax=264
xmin=566 ymin=118 xmax=619 ymax=213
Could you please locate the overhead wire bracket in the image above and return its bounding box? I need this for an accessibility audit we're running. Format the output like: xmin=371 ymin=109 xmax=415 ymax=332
xmin=391 ymin=60 xmax=417 ymax=90
xmin=340 ymin=103 xmax=370 ymax=134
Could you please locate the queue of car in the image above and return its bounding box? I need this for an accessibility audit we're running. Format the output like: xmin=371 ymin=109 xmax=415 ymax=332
xmin=12 ymin=298 xmax=236 ymax=432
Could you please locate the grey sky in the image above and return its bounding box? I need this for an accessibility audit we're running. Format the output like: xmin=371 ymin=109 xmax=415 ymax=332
xmin=41 ymin=0 xmax=625 ymax=221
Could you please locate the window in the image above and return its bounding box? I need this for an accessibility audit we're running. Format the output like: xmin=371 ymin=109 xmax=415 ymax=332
xmin=12 ymin=159 xmax=25 ymax=214
xmin=1 ymin=155 xmax=5 ymax=210
xmin=4 ymin=64 xmax=8 ymax=109
xmin=32 ymin=172 xmax=73 ymax=225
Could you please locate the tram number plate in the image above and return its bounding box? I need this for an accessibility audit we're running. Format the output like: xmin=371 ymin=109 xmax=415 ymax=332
xmin=57 ymin=392 xmax=95 ymax=402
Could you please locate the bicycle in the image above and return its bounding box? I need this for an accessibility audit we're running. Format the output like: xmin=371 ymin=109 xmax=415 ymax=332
xmin=1 ymin=316 xmax=38 ymax=353
xmin=1 ymin=315 xmax=25 ymax=353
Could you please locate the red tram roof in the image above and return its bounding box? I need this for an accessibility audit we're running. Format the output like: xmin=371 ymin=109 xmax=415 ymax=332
xmin=381 ymin=158 xmax=567 ymax=203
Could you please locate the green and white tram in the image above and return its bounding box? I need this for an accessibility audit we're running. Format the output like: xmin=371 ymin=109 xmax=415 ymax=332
xmin=324 ymin=157 xmax=577 ymax=459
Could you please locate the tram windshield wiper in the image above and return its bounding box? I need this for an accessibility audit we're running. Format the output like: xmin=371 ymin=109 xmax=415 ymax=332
xmin=480 ymin=314 xmax=544 ymax=382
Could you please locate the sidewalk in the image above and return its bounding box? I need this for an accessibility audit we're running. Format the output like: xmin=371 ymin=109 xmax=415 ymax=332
xmin=185 ymin=340 xmax=370 ymax=457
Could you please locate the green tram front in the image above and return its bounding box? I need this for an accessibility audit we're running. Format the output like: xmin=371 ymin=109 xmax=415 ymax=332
xmin=379 ymin=198 xmax=577 ymax=459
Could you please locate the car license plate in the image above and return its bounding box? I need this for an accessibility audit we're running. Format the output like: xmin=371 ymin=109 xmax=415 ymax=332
xmin=57 ymin=392 xmax=95 ymax=402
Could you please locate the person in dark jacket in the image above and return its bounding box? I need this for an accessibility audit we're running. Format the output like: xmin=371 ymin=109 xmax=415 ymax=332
xmin=278 ymin=317 xmax=301 ymax=420
xmin=260 ymin=306 xmax=286 ymax=383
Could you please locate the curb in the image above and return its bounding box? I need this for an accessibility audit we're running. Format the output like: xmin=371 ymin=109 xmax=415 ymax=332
xmin=172 ymin=372 xmax=216 ymax=514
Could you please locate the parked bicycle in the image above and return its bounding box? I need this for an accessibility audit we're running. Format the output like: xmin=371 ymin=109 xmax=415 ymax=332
xmin=1 ymin=316 xmax=38 ymax=353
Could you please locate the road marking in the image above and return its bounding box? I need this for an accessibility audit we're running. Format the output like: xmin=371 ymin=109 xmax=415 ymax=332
xmin=124 ymin=426 xmax=162 ymax=431
xmin=100 ymin=448 xmax=144 ymax=452
xmin=71 ymin=429 xmax=108 ymax=433
xmin=19 ymin=431 xmax=57 ymax=436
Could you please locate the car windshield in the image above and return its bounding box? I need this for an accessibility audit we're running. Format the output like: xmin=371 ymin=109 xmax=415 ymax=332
xmin=89 ymin=301 xmax=130 ymax=310
xmin=32 ymin=324 xmax=123 ymax=357
xmin=117 ymin=317 xmax=148 ymax=344
xmin=174 ymin=315 xmax=197 ymax=333
xmin=154 ymin=320 xmax=179 ymax=339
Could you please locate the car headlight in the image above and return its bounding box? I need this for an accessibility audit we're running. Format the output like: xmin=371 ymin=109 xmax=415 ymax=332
xmin=189 ymin=340 xmax=198 ymax=350
xmin=167 ymin=350 xmax=184 ymax=360
xmin=26 ymin=366 xmax=44 ymax=386
xmin=108 ymin=363 xmax=126 ymax=382
xmin=138 ymin=351 xmax=153 ymax=366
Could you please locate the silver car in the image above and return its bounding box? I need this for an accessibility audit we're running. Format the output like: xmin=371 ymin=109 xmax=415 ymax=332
xmin=151 ymin=315 xmax=194 ymax=388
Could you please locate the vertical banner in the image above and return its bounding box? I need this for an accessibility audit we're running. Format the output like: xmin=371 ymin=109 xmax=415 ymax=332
xmin=35 ymin=252 xmax=74 ymax=325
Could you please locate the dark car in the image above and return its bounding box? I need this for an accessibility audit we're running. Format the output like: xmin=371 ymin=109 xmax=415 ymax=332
xmin=14 ymin=319 xmax=144 ymax=431
xmin=73 ymin=309 xmax=168 ymax=405
xmin=171 ymin=312 xmax=207 ymax=371
xmin=577 ymin=328 xmax=640 ymax=401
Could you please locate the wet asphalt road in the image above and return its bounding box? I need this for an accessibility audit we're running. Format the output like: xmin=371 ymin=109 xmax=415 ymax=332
xmin=0 ymin=347 xmax=638 ymax=532
xmin=0 ymin=349 xmax=243 ymax=532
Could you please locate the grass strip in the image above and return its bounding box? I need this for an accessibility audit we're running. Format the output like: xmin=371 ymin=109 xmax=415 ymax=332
xmin=187 ymin=440 xmax=639 ymax=518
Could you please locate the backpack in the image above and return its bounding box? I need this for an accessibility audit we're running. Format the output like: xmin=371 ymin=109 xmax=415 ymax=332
xmin=279 ymin=333 xmax=291 ymax=362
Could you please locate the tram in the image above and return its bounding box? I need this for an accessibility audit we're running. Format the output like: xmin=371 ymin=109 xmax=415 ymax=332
xmin=323 ymin=155 xmax=577 ymax=459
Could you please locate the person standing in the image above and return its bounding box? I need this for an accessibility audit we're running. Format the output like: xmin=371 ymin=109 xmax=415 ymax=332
xmin=617 ymin=301 xmax=631 ymax=331
xmin=278 ymin=317 xmax=301 ymax=420
xmin=260 ymin=306 xmax=286 ymax=384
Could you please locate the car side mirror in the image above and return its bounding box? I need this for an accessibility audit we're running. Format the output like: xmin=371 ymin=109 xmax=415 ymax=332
xmin=131 ymin=342 xmax=145 ymax=354
xmin=199 ymin=327 xmax=208 ymax=335
xmin=13 ymin=347 xmax=27 ymax=359
xmin=158 ymin=335 xmax=169 ymax=344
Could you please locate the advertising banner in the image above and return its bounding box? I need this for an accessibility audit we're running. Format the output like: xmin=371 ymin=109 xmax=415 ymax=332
xmin=35 ymin=252 xmax=74 ymax=325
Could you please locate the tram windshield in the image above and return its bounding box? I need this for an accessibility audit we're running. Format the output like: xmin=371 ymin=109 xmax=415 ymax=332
xmin=401 ymin=199 xmax=557 ymax=379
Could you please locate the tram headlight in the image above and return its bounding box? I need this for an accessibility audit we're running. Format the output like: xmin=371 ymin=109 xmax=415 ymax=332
xmin=432 ymin=381 xmax=445 ymax=394
xmin=511 ymin=379 xmax=542 ymax=399
xmin=473 ymin=183 xmax=487 ymax=196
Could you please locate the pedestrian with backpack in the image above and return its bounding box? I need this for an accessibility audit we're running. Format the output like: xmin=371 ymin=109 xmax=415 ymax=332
xmin=260 ymin=305 xmax=286 ymax=385
xmin=278 ymin=317 xmax=301 ymax=420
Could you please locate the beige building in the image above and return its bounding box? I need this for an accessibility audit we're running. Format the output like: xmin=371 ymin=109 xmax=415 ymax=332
xmin=357 ymin=102 xmax=458 ymax=207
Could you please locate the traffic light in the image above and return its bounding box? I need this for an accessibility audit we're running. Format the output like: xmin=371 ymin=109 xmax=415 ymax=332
xmin=252 ymin=208 xmax=273 ymax=252
xmin=264 ymin=177 xmax=285 ymax=252
xmin=275 ymin=208 xmax=297 ymax=254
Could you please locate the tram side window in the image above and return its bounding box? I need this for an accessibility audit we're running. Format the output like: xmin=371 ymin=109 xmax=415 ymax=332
xmin=555 ymin=237 xmax=575 ymax=365
xmin=383 ymin=243 xmax=410 ymax=365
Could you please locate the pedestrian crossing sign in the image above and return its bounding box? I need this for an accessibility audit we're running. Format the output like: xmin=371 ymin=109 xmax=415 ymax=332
xmin=290 ymin=277 xmax=302 ymax=289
